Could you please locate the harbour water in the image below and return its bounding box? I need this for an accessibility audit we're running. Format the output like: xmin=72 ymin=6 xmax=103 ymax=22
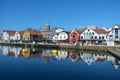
xmin=0 ymin=46 xmax=120 ymax=80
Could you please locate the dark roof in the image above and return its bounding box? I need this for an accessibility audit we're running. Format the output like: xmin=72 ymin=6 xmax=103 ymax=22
xmin=116 ymin=24 xmax=120 ymax=28
xmin=3 ymin=30 xmax=16 ymax=36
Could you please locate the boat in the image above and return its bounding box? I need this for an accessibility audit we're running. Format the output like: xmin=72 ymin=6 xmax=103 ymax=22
xmin=52 ymin=50 xmax=58 ymax=56
xmin=22 ymin=48 xmax=30 ymax=58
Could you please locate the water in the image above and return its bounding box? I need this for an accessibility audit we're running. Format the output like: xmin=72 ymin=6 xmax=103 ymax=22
xmin=0 ymin=46 xmax=120 ymax=80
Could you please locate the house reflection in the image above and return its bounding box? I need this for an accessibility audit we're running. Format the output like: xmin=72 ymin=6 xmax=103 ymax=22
xmin=69 ymin=51 xmax=80 ymax=62
xmin=1 ymin=46 xmax=120 ymax=70
xmin=1 ymin=46 xmax=42 ymax=58
xmin=42 ymin=50 xmax=52 ymax=63
xmin=2 ymin=46 xmax=22 ymax=58
xmin=55 ymin=50 xmax=68 ymax=60
xmin=80 ymin=52 xmax=107 ymax=65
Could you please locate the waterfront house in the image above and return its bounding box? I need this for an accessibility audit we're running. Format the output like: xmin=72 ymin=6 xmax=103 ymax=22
xmin=3 ymin=30 xmax=24 ymax=42
xmin=69 ymin=29 xmax=82 ymax=44
xmin=80 ymin=27 xmax=108 ymax=45
xmin=52 ymin=29 xmax=69 ymax=43
xmin=3 ymin=30 xmax=16 ymax=42
xmin=14 ymin=31 xmax=24 ymax=41
xmin=22 ymin=30 xmax=43 ymax=42
xmin=106 ymin=24 xmax=120 ymax=46
xmin=52 ymin=28 xmax=64 ymax=42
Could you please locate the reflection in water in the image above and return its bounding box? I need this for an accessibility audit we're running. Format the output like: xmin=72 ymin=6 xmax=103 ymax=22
xmin=1 ymin=46 xmax=120 ymax=70
xmin=80 ymin=52 xmax=107 ymax=65
xmin=69 ymin=51 xmax=80 ymax=62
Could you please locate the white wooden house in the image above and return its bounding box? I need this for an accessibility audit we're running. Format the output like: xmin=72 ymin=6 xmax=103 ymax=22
xmin=106 ymin=24 xmax=120 ymax=46
xmin=52 ymin=29 xmax=69 ymax=43
xmin=3 ymin=30 xmax=23 ymax=42
xmin=80 ymin=27 xmax=108 ymax=45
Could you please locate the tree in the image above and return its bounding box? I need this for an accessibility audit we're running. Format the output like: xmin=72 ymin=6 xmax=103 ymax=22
xmin=25 ymin=28 xmax=33 ymax=31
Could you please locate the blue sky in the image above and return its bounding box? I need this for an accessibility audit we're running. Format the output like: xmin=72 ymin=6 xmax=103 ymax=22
xmin=0 ymin=0 xmax=120 ymax=32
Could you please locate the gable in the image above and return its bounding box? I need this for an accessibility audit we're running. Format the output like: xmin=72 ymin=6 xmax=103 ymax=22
xmin=81 ymin=27 xmax=98 ymax=36
xmin=69 ymin=29 xmax=82 ymax=37
xmin=114 ymin=25 xmax=118 ymax=28
xmin=114 ymin=25 xmax=119 ymax=28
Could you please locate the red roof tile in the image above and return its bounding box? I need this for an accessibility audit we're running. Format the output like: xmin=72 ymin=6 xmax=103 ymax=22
xmin=27 ymin=30 xmax=42 ymax=36
xmin=18 ymin=31 xmax=24 ymax=36
xmin=3 ymin=30 xmax=16 ymax=36
xmin=93 ymin=29 xmax=108 ymax=34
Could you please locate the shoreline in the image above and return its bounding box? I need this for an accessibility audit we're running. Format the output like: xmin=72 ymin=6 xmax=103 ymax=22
xmin=0 ymin=42 xmax=120 ymax=51
xmin=0 ymin=42 xmax=120 ymax=59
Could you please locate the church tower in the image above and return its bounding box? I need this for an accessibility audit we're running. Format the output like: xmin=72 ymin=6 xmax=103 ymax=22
xmin=45 ymin=22 xmax=50 ymax=31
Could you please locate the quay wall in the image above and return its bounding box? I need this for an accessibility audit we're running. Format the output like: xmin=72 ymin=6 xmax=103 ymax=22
xmin=0 ymin=42 xmax=120 ymax=52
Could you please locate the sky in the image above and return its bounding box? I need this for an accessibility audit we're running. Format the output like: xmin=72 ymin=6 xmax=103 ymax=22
xmin=0 ymin=0 xmax=120 ymax=32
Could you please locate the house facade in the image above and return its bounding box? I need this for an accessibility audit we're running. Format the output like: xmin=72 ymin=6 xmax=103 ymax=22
xmin=52 ymin=29 xmax=69 ymax=43
xmin=2 ymin=30 xmax=24 ymax=42
xmin=80 ymin=27 xmax=108 ymax=45
xmin=3 ymin=30 xmax=16 ymax=42
xmin=69 ymin=29 xmax=82 ymax=44
xmin=106 ymin=24 xmax=120 ymax=46
xmin=22 ymin=30 xmax=43 ymax=42
xmin=14 ymin=31 xmax=24 ymax=41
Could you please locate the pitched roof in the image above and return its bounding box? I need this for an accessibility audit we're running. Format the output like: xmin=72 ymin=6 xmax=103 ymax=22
xmin=27 ymin=30 xmax=42 ymax=36
xmin=116 ymin=24 xmax=120 ymax=28
xmin=18 ymin=31 xmax=24 ymax=36
xmin=93 ymin=29 xmax=108 ymax=34
xmin=3 ymin=30 xmax=16 ymax=36
xmin=75 ymin=30 xmax=82 ymax=35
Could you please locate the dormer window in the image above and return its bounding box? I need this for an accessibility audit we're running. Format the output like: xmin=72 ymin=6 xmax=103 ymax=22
xmin=88 ymin=29 xmax=90 ymax=31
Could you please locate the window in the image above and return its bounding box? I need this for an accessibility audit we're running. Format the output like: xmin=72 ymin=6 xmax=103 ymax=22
xmin=115 ymin=28 xmax=118 ymax=38
xmin=88 ymin=29 xmax=90 ymax=31
xmin=95 ymin=36 xmax=97 ymax=39
xmin=99 ymin=36 xmax=101 ymax=39
xmin=81 ymin=36 xmax=83 ymax=39
xmin=115 ymin=36 xmax=118 ymax=39
xmin=60 ymin=36 xmax=62 ymax=38
xmin=92 ymin=32 xmax=94 ymax=35
xmin=64 ymin=36 xmax=66 ymax=38
xmin=73 ymin=35 xmax=75 ymax=37
xmin=102 ymin=36 xmax=104 ymax=39
xmin=91 ymin=36 xmax=93 ymax=39
xmin=109 ymin=35 xmax=113 ymax=37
